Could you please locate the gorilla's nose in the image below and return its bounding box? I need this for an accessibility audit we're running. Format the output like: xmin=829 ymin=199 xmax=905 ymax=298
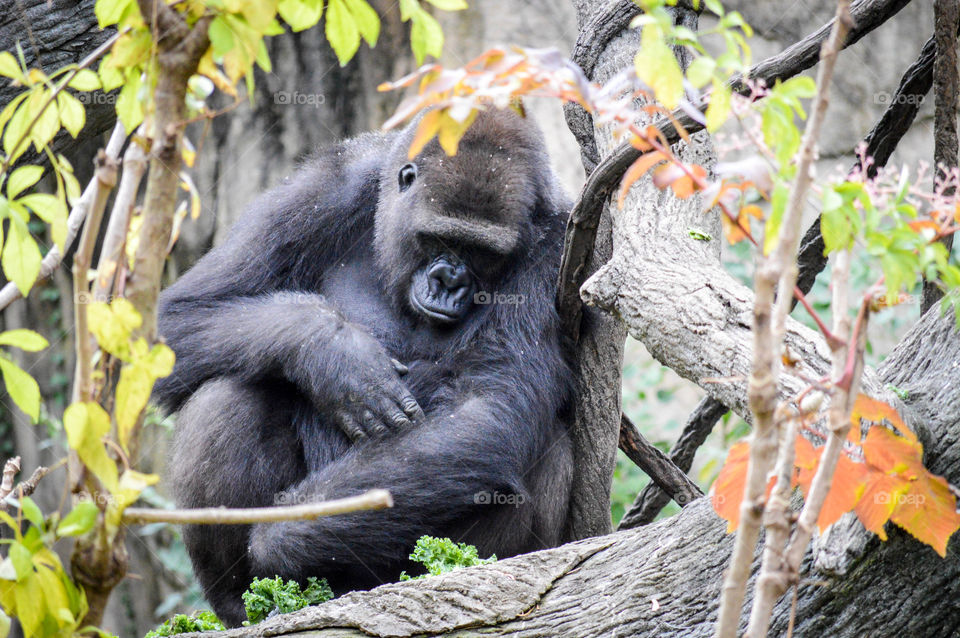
xmin=428 ymin=261 xmax=470 ymax=291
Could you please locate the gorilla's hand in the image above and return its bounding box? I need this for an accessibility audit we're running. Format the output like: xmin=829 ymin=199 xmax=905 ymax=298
xmin=314 ymin=325 xmax=425 ymax=440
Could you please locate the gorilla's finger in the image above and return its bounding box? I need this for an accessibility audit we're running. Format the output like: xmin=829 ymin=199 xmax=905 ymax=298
xmin=391 ymin=359 xmax=409 ymax=376
xmin=361 ymin=409 xmax=382 ymax=437
xmin=402 ymin=396 xmax=425 ymax=422
xmin=336 ymin=412 xmax=366 ymax=441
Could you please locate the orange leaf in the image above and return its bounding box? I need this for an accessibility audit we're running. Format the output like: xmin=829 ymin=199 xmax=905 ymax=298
xmin=670 ymin=164 xmax=707 ymax=199
xmin=855 ymin=473 xmax=901 ymax=540
xmin=852 ymin=394 xmax=915 ymax=443
xmin=710 ymin=441 xmax=750 ymax=533
xmin=408 ymin=109 xmax=442 ymax=158
xmin=890 ymin=472 xmax=960 ymax=557
xmin=618 ymin=151 xmax=668 ymax=208
xmin=816 ymin=454 xmax=867 ymax=531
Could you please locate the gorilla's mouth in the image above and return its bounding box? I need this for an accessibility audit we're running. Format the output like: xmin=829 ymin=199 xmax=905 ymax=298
xmin=409 ymin=258 xmax=476 ymax=324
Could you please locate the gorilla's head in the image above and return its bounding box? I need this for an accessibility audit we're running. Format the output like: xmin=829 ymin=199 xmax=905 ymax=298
xmin=375 ymin=109 xmax=553 ymax=326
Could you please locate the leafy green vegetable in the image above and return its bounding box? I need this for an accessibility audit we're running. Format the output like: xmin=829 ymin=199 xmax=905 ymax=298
xmin=144 ymin=610 xmax=224 ymax=637
xmin=242 ymin=576 xmax=333 ymax=624
xmin=399 ymin=535 xmax=496 ymax=580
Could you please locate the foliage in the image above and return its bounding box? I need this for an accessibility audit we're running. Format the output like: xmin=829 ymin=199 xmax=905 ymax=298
xmin=399 ymin=535 xmax=496 ymax=580
xmin=241 ymin=576 xmax=333 ymax=625
xmin=711 ymin=394 xmax=960 ymax=556
xmin=144 ymin=611 xmax=224 ymax=637
xmin=0 ymin=497 xmax=98 ymax=638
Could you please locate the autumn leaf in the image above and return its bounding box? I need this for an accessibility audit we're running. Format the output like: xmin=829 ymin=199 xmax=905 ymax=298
xmin=618 ymin=151 xmax=667 ymax=207
xmin=711 ymin=441 xmax=750 ymax=532
xmin=710 ymin=441 xmax=775 ymax=532
xmin=721 ymin=203 xmax=763 ymax=244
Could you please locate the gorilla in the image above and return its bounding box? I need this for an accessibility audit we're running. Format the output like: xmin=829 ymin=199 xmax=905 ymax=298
xmin=155 ymin=108 xmax=575 ymax=626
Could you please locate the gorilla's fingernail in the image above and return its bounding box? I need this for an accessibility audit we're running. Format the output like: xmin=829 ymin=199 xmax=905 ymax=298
xmin=392 ymin=359 xmax=409 ymax=375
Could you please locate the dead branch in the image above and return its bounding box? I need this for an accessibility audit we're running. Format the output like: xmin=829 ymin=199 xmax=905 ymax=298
xmin=122 ymin=489 xmax=394 ymax=525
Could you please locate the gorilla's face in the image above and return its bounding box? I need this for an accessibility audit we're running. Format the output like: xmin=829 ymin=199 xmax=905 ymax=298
xmin=375 ymin=110 xmax=550 ymax=326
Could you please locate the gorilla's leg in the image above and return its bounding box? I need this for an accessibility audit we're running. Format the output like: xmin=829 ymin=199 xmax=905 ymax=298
xmin=168 ymin=378 xmax=346 ymax=626
xmin=247 ymin=399 xmax=569 ymax=591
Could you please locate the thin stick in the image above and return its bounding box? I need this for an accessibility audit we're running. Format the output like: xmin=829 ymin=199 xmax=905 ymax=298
xmin=0 ymin=122 xmax=127 ymax=311
xmin=71 ymin=150 xmax=119 ymax=403
xmin=0 ymin=456 xmax=20 ymax=501
xmin=122 ymin=489 xmax=394 ymax=525
xmin=93 ymin=129 xmax=147 ymax=300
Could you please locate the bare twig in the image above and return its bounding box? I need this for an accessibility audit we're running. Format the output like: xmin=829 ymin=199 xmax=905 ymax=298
xmin=122 ymin=489 xmax=394 ymax=525
xmin=0 ymin=122 xmax=127 ymax=312
xmin=0 ymin=456 xmax=20 ymax=502
xmin=71 ymin=150 xmax=120 ymax=403
xmin=617 ymin=414 xmax=704 ymax=509
xmin=93 ymin=129 xmax=148 ymax=301
xmin=715 ymin=3 xmax=853 ymax=637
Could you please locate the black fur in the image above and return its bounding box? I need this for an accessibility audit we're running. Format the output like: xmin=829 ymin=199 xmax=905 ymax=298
xmin=156 ymin=109 xmax=575 ymax=626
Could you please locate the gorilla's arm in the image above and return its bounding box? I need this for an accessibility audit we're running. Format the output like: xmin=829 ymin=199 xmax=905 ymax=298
xmin=155 ymin=134 xmax=423 ymax=437
xmin=247 ymin=300 xmax=572 ymax=586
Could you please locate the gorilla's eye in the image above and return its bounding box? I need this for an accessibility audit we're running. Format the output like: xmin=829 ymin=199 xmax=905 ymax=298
xmin=398 ymin=163 xmax=418 ymax=193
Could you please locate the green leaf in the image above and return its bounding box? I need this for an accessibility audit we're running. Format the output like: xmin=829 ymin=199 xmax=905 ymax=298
xmin=19 ymin=496 xmax=43 ymax=531
xmin=705 ymin=79 xmax=730 ymax=133
xmin=2 ymin=214 xmax=42 ymax=297
xmin=67 ymin=69 xmax=101 ymax=91
xmin=410 ymin=8 xmax=443 ymax=64
xmin=326 ymin=0 xmax=361 ymax=65
xmin=29 ymin=91 xmax=60 ymax=151
xmin=423 ymin=0 xmax=466 ymax=9
xmin=2 ymin=96 xmax=30 ymax=161
xmin=685 ymin=56 xmax=715 ymax=89
xmin=0 ymin=52 xmax=22 ymax=81
xmin=64 ymin=402 xmax=119 ymax=493
xmin=19 ymin=192 xmax=68 ymax=251
xmin=208 ymin=16 xmax=236 ymax=57
xmin=635 ymin=28 xmax=684 ymax=110
xmin=344 ymin=0 xmax=380 ymax=47
xmin=0 ymin=607 xmax=10 ymax=638
xmin=6 ymin=165 xmax=43 ymax=199
xmin=57 ymin=91 xmax=86 ymax=138
xmin=57 ymin=501 xmax=98 ymax=537
xmin=116 ymin=70 xmax=144 ymax=134
xmin=0 ymin=357 xmax=40 ymax=422
xmin=115 ymin=364 xmax=151 ymax=451
xmin=95 ymin=0 xmax=133 ymax=27
xmin=278 ymin=0 xmax=324 ymax=32
xmin=8 ymin=542 xmax=32 ymax=581
xmin=0 ymin=329 xmax=48 ymax=352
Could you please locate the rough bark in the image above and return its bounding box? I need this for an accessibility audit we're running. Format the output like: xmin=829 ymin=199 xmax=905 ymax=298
xmin=559 ymin=5 xmax=629 ymax=543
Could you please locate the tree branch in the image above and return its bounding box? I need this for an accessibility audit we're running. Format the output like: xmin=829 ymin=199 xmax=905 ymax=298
xmin=122 ymin=490 xmax=393 ymax=525
xmin=617 ymin=414 xmax=703 ymax=509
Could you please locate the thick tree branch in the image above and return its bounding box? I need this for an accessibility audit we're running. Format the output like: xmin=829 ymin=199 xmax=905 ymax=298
xmin=557 ymin=0 xmax=913 ymax=343
xmin=922 ymin=0 xmax=959 ymax=313
xmin=617 ymin=414 xmax=703 ymax=509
